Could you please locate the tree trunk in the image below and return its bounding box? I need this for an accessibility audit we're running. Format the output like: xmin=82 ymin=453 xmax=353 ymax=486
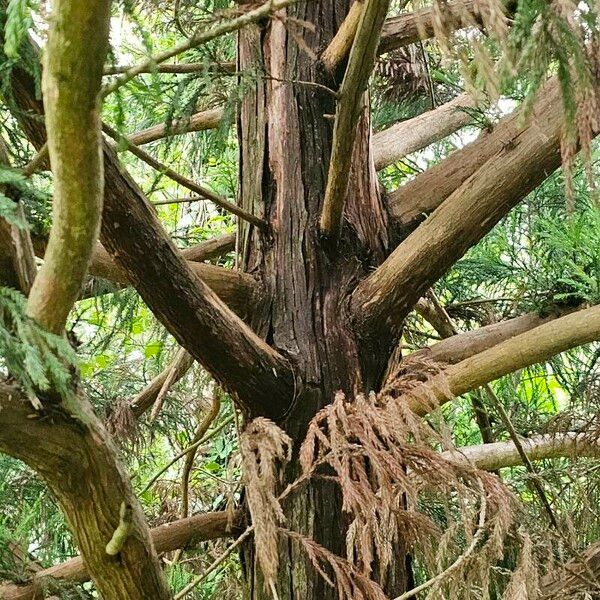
xmin=237 ymin=3 xmax=407 ymax=598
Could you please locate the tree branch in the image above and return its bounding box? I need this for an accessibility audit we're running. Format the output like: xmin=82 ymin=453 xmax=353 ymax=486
xmin=2 ymin=34 xmax=293 ymax=420
xmin=387 ymin=81 xmax=563 ymax=230
xmin=319 ymin=0 xmax=391 ymax=239
xmin=127 ymin=107 xmax=224 ymax=146
xmin=103 ymin=61 xmax=236 ymax=75
xmin=0 ymin=508 xmax=241 ymax=600
xmin=102 ymin=0 xmax=294 ymax=96
xmin=105 ymin=123 xmax=267 ymax=229
xmin=0 ymin=382 xmax=172 ymax=599
xmin=378 ymin=0 xmax=515 ymax=55
xmin=443 ymin=432 xmax=600 ymax=472
xmin=352 ymin=80 xmax=570 ymax=352
xmin=320 ymin=1 xmax=363 ymax=72
xmin=404 ymin=304 xmax=600 ymax=415
xmin=373 ymin=92 xmax=477 ymax=171
xmin=26 ymin=0 xmax=110 ymax=334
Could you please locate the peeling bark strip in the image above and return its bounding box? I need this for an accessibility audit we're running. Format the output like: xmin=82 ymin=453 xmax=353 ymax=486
xmin=387 ymin=78 xmax=566 ymax=229
xmin=352 ymin=81 xmax=570 ymax=351
xmin=0 ymin=508 xmax=240 ymax=600
xmin=319 ymin=0 xmax=392 ymax=239
xmin=26 ymin=0 xmax=110 ymax=334
xmin=373 ymin=92 xmax=477 ymax=170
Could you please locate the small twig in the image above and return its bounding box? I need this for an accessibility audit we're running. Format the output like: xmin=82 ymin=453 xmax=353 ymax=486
xmin=263 ymin=75 xmax=339 ymax=98
xmin=140 ymin=415 xmax=235 ymax=495
xmin=181 ymin=387 xmax=222 ymax=517
xmin=173 ymin=527 xmax=253 ymax=599
xmin=20 ymin=143 xmax=49 ymax=177
xmin=105 ymin=502 xmax=133 ymax=555
xmin=149 ymin=347 xmax=191 ymax=421
xmin=102 ymin=0 xmax=294 ymax=97
xmin=484 ymin=384 xmax=560 ymax=529
xmin=152 ymin=196 xmax=208 ymax=206
xmin=102 ymin=123 xmax=267 ymax=229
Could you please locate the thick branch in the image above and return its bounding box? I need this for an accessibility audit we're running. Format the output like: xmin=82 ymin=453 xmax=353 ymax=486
xmin=0 ymin=508 xmax=240 ymax=600
xmin=319 ymin=0 xmax=391 ymax=239
xmin=127 ymin=107 xmax=224 ymax=146
xmin=3 ymin=37 xmax=293 ymax=419
xmin=0 ymin=383 xmax=172 ymax=599
xmin=444 ymin=432 xmax=600 ymax=472
xmin=99 ymin=145 xmax=295 ymax=419
xmin=352 ymin=80 xmax=568 ymax=350
xmin=387 ymin=84 xmax=561 ymax=229
xmin=373 ymin=93 xmax=477 ymax=171
xmin=406 ymin=304 xmax=600 ymax=415
xmin=412 ymin=308 xmax=574 ymax=366
xmin=26 ymin=0 xmax=110 ymax=333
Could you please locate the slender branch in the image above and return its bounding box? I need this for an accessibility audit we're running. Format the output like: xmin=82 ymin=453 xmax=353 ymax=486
xmin=103 ymin=61 xmax=236 ymax=75
xmin=0 ymin=509 xmax=241 ymax=600
xmin=26 ymin=0 xmax=111 ymax=333
xmin=127 ymin=107 xmax=224 ymax=146
xmin=131 ymin=348 xmax=194 ymax=418
xmin=102 ymin=0 xmax=294 ymax=97
xmin=444 ymin=432 xmax=600 ymax=471
xmin=373 ymin=92 xmax=477 ymax=171
xmin=406 ymin=304 xmax=600 ymax=416
xmin=104 ymin=123 xmax=267 ymax=229
xmin=320 ymin=1 xmax=363 ymax=72
xmin=181 ymin=388 xmax=222 ymax=519
xmin=319 ymin=0 xmax=392 ymax=240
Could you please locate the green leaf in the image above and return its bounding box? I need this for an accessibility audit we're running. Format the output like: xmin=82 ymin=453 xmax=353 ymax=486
xmin=4 ymin=0 xmax=32 ymax=59
xmin=0 ymin=195 xmax=29 ymax=229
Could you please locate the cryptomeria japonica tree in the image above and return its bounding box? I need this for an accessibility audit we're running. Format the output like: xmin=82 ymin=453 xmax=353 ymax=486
xmin=0 ymin=0 xmax=599 ymax=598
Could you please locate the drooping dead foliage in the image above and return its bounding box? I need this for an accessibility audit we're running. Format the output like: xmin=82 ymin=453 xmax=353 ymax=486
xmin=240 ymin=417 xmax=292 ymax=596
xmin=242 ymin=358 xmax=531 ymax=599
